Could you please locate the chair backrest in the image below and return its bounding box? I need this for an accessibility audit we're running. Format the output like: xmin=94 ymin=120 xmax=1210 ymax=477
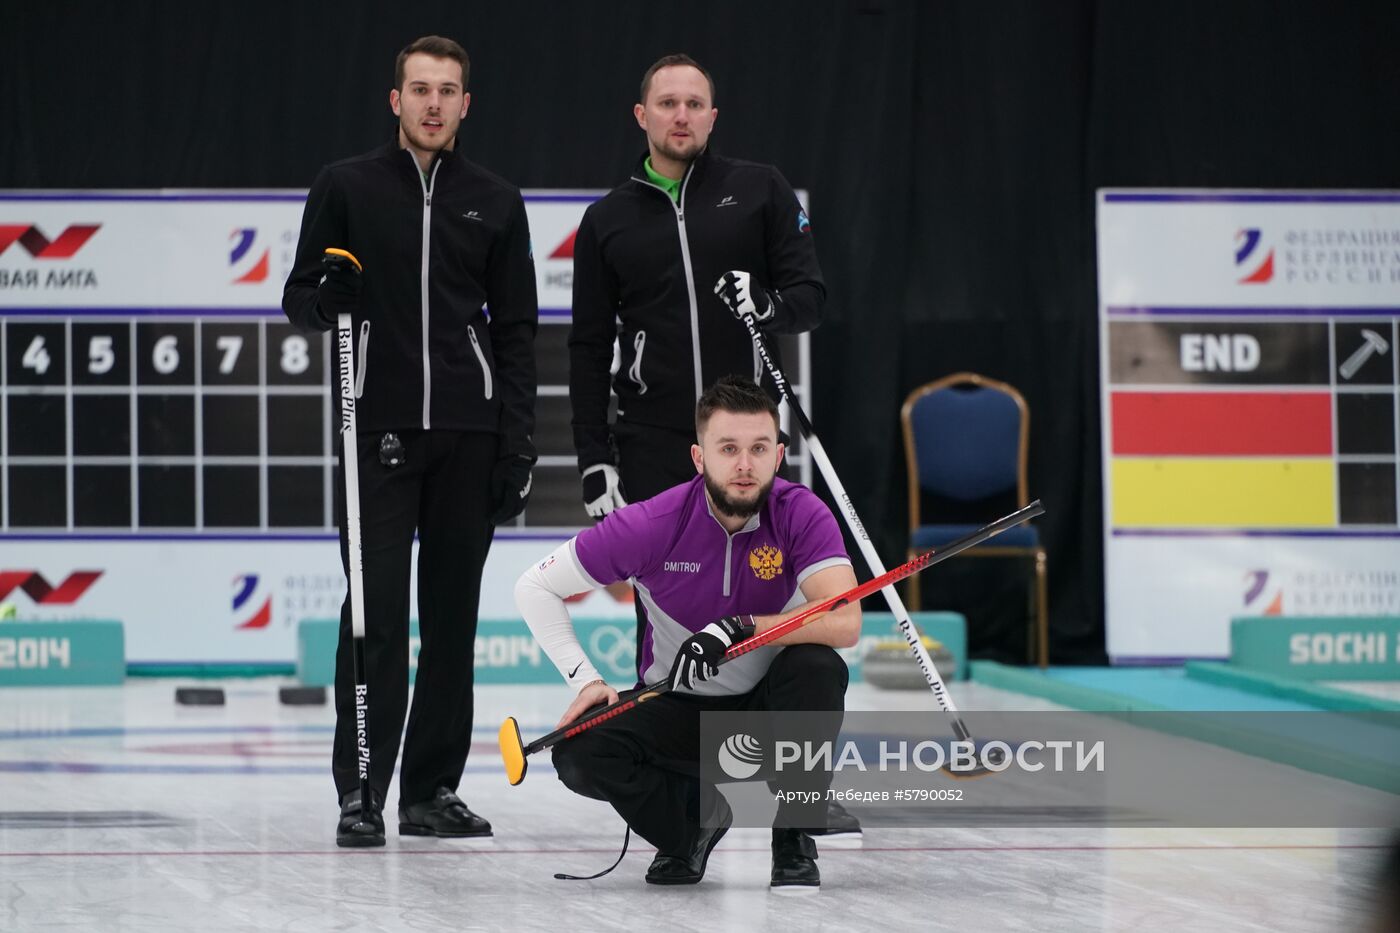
xmin=901 ymin=373 xmax=1029 ymax=518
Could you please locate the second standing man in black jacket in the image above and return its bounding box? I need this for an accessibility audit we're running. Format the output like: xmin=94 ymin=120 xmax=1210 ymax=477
xmin=283 ymin=35 xmax=538 ymax=847
xmin=568 ymin=52 xmax=860 ymax=841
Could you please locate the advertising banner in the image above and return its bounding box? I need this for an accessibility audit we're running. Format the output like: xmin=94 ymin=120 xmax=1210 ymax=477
xmin=1097 ymin=191 xmax=1400 ymax=660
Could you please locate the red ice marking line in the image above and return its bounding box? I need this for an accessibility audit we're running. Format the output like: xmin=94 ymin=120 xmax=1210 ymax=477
xmin=0 ymin=843 xmax=1387 ymax=859
xmin=133 ymin=739 xmax=326 ymax=757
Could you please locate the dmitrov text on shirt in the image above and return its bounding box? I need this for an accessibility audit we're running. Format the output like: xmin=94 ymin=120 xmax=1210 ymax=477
xmin=664 ymin=561 xmax=702 ymax=573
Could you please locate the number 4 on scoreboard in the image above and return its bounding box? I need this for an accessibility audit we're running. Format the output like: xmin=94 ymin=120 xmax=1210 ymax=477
xmin=22 ymin=335 xmax=51 ymax=375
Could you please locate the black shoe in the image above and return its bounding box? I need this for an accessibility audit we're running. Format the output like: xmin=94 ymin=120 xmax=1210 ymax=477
xmin=645 ymin=796 xmax=732 ymax=885
xmin=771 ymin=828 xmax=820 ymax=891
xmin=809 ymin=799 xmax=862 ymax=847
xmin=398 ymin=786 xmax=493 ymax=838
xmin=336 ymin=789 xmax=385 ymax=848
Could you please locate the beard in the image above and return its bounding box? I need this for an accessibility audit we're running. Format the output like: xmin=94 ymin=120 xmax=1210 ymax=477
xmin=653 ymin=135 xmax=702 ymax=166
xmin=704 ymin=470 xmax=774 ymax=521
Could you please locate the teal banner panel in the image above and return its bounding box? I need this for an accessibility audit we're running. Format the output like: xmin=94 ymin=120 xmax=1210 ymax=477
xmin=1231 ymin=616 xmax=1400 ymax=680
xmin=0 ymin=621 xmax=125 ymax=686
xmin=298 ymin=612 xmax=967 ymax=687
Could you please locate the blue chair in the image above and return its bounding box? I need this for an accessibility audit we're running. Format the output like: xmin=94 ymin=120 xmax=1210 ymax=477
xmin=901 ymin=372 xmax=1048 ymax=667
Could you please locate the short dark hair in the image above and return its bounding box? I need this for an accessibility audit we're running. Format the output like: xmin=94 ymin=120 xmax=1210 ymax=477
xmin=639 ymin=53 xmax=715 ymax=105
xmin=696 ymin=375 xmax=779 ymax=437
xmin=395 ymin=36 xmax=470 ymax=91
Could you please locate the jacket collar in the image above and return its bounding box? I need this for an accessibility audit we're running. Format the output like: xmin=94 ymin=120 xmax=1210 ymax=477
xmin=379 ymin=133 xmax=462 ymax=173
xmin=630 ymin=145 xmax=712 ymax=190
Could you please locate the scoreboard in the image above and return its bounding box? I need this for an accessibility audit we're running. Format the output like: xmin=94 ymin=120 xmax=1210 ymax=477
xmin=1098 ymin=190 xmax=1400 ymax=661
xmin=0 ymin=191 xmax=813 ymax=662
xmin=4 ymin=316 xmax=332 ymax=530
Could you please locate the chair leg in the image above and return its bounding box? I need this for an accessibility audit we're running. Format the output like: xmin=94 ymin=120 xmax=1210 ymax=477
xmin=1034 ymin=549 xmax=1049 ymax=669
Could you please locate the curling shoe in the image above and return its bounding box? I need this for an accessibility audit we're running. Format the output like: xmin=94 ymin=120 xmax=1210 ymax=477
xmin=645 ymin=795 xmax=732 ymax=885
xmin=770 ymin=828 xmax=820 ymax=892
xmin=398 ymin=786 xmax=493 ymax=838
xmin=336 ymin=789 xmax=385 ymax=848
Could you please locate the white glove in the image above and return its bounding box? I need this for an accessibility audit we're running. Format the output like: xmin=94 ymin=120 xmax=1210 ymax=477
xmin=714 ymin=270 xmax=777 ymax=323
xmin=581 ymin=464 xmax=627 ymax=518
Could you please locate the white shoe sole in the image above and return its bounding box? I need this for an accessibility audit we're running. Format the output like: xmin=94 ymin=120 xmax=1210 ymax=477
xmin=770 ymin=884 xmax=821 ymax=895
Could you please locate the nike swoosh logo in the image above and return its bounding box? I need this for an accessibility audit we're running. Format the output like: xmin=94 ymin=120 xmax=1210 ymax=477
xmin=568 ymin=662 xmax=582 ymax=678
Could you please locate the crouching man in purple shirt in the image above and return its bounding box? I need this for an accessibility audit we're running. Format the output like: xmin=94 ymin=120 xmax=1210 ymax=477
xmin=514 ymin=375 xmax=860 ymax=891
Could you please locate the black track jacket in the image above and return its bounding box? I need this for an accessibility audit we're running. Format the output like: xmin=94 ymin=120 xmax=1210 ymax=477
xmin=284 ymin=139 xmax=538 ymax=460
xmin=568 ymin=148 xmax=825 ymax=470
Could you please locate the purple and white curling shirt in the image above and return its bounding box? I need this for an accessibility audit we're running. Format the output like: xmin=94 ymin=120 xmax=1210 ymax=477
xmin=570 ymin=475 xmax=851 ymax=696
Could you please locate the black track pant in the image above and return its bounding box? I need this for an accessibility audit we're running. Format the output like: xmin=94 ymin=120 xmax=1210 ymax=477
xmin=552 ymin=645 xmax=847 ymax=854
xmin=332 ymin=429 xmax=497 ymax=806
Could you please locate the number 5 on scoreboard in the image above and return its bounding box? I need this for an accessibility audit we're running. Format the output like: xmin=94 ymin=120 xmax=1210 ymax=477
xmin=89 ymin=335 xmax=115 ymax=374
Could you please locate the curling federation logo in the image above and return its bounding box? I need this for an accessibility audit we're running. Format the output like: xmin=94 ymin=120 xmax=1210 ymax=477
xmin=1234 ymin=228 xmax=1274 ymax=284
xmin=718 ymin=733 xmax=764 ymax=779
xmin=229 ymin=228 xmax=270 ymax=284
xmin=749 ymin=545 xmax=784 ymax=581
xmin=233 ymin=573 xmax=272 ymax=629
xmin=1244 ymin=569 xmax=1283 ymax=616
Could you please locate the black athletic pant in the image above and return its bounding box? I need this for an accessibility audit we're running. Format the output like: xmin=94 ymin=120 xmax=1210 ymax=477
xmin=614 ymin=418 xmax=791 ymax=678
xmin=332 ymin=428 xmax=497 ymax=806
xmin=552 ymin=645 xmax=847 ymax=855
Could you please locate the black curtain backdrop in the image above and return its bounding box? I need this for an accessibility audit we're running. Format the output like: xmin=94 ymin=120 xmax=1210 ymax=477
xmin=4 ymin=1 xmax=1398 ymax=663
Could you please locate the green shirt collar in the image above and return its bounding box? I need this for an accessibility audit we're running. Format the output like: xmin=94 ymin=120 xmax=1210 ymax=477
xmin=643 ymin=157 xmax=682 ymax=202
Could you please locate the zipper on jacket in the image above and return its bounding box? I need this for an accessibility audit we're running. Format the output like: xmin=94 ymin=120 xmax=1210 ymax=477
xmin=628 ymin=330 xmax=648 ymax=394
xmin=633 ymin=162 xmax=704 ymax=404
xmin=467 ymin=324 xmax=493 ymax=400
xmin=355 ymin=320 xmax=371 ymax=399
xmin=722 ymin=533 xmax=733 ymax=597
xmin=414 ymin=154 xmax=442 ymax=429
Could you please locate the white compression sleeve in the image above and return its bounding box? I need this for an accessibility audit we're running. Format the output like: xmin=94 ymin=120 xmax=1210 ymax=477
xmin=513 ymin=541 xmax=606 ymax=693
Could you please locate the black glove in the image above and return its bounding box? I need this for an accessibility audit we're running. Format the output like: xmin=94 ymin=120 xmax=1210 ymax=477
xmin=490 ymin=454 xmax=534 ymax=525
xmin=714 ymin=270 xmax=780 ymax=326
xmin=318 ymin=249 xmax=363 ymax=330
xmin=669 ymin=614 xmax=756 ymax=691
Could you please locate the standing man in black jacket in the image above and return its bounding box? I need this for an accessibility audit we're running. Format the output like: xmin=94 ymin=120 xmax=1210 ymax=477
xmin=568 ymin=53 xmax=860 ymax=840
xmin=283 ymin=35 xmax=538 ymax=847
xmin=570 ymin=54 xmax=823 ymax=522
